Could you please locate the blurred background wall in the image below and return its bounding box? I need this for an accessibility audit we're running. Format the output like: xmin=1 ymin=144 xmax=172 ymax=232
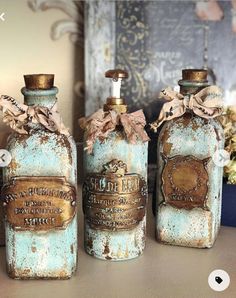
xmin=0 ymin=0 xmax=84 ymax=144
xmin=0 ymin=1 xmax=84 ymax=244
xmin=0 ymin=0 xmax=84 ymax=245
xmin=85 ymin=0 xmax=236 ymax=190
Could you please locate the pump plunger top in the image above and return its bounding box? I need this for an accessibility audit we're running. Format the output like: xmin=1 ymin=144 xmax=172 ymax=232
xmin=105 ymin=69 xmax=129 ymax=81
xmin=104 ymin=69 xmax=128 ymax=114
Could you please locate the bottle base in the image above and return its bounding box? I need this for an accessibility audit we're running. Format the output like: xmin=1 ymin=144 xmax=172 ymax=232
xmin=156 ymin=235 xmax=216 ymax=249
xmin=85 ymin=248 xmax=144 ymax=261
xmin=156 ymin=205 xmax=220 ymax=248
xmin=7 ymin=266 xmax=77 ymax=280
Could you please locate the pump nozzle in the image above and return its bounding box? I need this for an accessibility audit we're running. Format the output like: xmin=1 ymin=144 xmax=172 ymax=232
xmin=104 ymin=69 xmax=128 ymax=114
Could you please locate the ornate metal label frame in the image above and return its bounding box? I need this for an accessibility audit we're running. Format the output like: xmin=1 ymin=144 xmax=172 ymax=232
xmin=2 ymin=176 xmax=76 ymax=231
xmin=83 ymin=159 xmax=147 ymax=231
xmin=161 ymin=155 xmax=210 ymax=209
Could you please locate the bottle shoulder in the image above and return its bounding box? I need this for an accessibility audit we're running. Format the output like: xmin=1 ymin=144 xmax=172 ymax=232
xmin=4 ymin=130 xmax=77 ymax=182
xmin=159 ymin=113 xmax=224 ymax=137
xmin=158 ymin=113 xmax=224 ymax=157
xmin=6 ymin=130 xmax=77 ymax=167
xmin=84 ymin=129 xmax=148 ymax=177
xmin=89 ymin=129 xmax=148 ymax=148
xmin=7 ymin=130 xmax=75 ymax=149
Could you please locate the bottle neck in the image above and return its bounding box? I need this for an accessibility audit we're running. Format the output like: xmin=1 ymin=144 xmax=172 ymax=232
xmin=21 ymin=87 xmax=58 ymax=109
xmin=104 ymin=97 xmax=128 ymax=113
xmin=178 ymin=80 xmax=209 ymax=96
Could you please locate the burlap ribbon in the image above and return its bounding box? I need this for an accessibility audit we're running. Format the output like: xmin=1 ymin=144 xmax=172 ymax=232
xmin=0 ymin=95 xmax=69 ymax=136
xmin=151 ymin=86 xmax=224 ymax=132
xmin=79 ymin=109 xmax=150 ymax=153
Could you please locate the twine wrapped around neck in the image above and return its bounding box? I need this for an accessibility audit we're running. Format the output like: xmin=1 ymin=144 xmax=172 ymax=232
xmin=0 ymin=95 xmax=69 ymax=136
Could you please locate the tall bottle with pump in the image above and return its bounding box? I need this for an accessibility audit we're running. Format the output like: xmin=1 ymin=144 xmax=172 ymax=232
xmin=80 ymin=69 xmax=149 ymax=260
xmin=152 ymin=69 xmax=224 ymax=248
xmin=0 ymin=74 xmax=78 ymax=279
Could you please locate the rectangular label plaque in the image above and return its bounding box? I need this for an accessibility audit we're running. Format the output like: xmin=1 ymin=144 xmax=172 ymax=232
xmin=2 ymin=176 xmax=76 ymax=231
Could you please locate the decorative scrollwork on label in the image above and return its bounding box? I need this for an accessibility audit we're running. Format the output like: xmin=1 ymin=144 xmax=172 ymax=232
xmin=161 ymin=155 xmax=210 ymax=209
xmin=2 ymin=176 xmax=76 ymax=231
xmin=83 ymin=159 xmax=147 ymax=231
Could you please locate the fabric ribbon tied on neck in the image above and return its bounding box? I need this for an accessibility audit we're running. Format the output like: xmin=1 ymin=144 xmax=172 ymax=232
xmin=150 ymin=85 xmax=224 ymax=132
xmin=0 ymin=95 xmax=69 ymax=136
xmin=79 ymin=109 xmax=150 ymax=153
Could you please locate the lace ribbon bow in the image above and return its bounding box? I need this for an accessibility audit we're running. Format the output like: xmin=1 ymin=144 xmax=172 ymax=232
xmin=0 ymin=95 xmax=69 ymax=136
xmin=79 ymin=109 xmax=150 ymax=153
xmin=150 ymin=85 xmax=224 ymax=132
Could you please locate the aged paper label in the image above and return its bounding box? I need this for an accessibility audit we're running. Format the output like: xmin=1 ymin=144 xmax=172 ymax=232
xmin=83 ymin=160 xmax=147 ymax=231
xmin=2 ymin=176 xmax=76 ymax=231
xmin=162 ymin=155 xmax=210 ymax=209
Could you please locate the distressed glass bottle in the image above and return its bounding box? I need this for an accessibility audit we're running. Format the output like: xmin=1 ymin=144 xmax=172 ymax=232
xmin=81 ymin=69 xmax=149 ymax=260
xmin=0 ymin=131 xmax=10 ymax=246
xmin=1 ymin=74 xmax=77 ymax=279
xmin=154 ymin=69 xmax=224 ymax=248
xmin=0 ymin=168 xmax=4 ymax=246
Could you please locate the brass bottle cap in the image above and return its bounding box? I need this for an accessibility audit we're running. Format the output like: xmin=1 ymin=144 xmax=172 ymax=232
xmin=105 ymin=69 xmax=129 ymax=80
xmin=24 ymin=74 xmax=54 ymax=90
xmin=104 ymin=99 xmax=127 ymax=114
xmin=182 ymin=69 xmax=207 ymax=82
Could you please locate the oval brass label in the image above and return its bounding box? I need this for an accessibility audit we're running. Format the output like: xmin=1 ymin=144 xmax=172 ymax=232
xmin=83 ymin=159 xmax=147 ymax=231
xmin=2 ymin=176 xmax=76 ymax=231
xmin=162 ymin=155 xmax=210 ymax=209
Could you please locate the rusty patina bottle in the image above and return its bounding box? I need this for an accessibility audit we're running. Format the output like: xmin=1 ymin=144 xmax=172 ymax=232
xmin=156 ymin=69 xmax=224 ymax=248
xmin=0 ymin=168 xmax=4 ymax=246
xmin=0 ymin=131 xmax=10 ymax=246
xmin=2 ymin=74 xmax=77 ymax=279
xmin=82 ymin=69 xmax=149 ymax=260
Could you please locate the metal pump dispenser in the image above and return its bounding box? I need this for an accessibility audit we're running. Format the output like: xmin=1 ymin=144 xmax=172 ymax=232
xmin=82 ymin=69 xmax=149 ymax=261
xmin=104 ymin=69 xmax=128 ymax=114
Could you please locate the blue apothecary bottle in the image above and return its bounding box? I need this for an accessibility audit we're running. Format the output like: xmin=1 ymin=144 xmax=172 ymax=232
xmin=2 ymin=74 xmax=78 ymax=279
xmin=81 ymin=69 xmax=149 ymax=260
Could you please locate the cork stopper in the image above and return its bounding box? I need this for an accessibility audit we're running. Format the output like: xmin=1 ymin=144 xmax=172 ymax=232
xmin=182 ymin=69 xmax=207 ymax=82
xmin=24 ymin=74 xmax=54 ymax=90
xmin=179 ymin=69 xmax=209 ymax=95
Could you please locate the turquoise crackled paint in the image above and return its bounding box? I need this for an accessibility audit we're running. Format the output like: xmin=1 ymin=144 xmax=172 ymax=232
xmin=84 ymin=131 xmax=148 ymax=260
xmin=156 ymin=69 xmax=225 ymax=248
xmin=82 ymin=69 xmax=148 ymax=261
xmin=2 ymin=75 xmax=78 ymax=279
